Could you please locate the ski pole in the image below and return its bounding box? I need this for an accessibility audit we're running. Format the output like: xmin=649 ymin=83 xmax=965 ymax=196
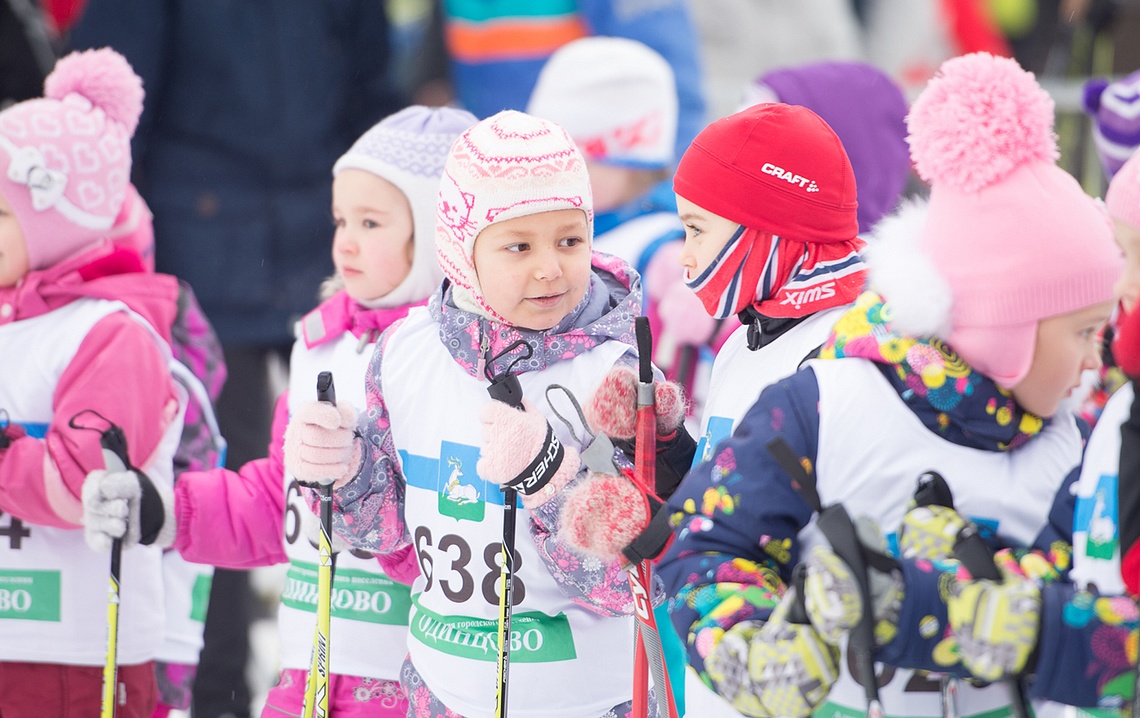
xmin=629 ymin=316 xmax=681 ymax=718
xmin=913 ymin=472 xmax=1030 ymax=718
xmin=98 ymin=422 xmax=130 ymax=718
xmin=767 ymin=437 xmax=885 ymax=718
xmin=487 ymin=367 xmax=526 ymax=718
xmin=302 ymin=371 xmax=337 ymax=718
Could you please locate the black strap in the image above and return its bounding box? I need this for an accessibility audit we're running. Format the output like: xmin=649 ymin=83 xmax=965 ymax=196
xmin=765 ymin=437 xmax=822 ymax=513
xmin=622 ymin=496 xmax=673 ymax=565
xmin=505 ymin=423 xmax=564 ymax=495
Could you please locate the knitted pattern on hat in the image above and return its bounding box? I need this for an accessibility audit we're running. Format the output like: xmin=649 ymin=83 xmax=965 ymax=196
xmin=527 ymin=37 xmax=677 ymax=169
xmin=0 ymin=48 xmax=143 ymax=270
xmin=333 ymin=105 xmax=477 ymax=307
xmin=435 ymin=110 xmax=592 ymax=321
xmin=869 ymin=53 xmax=1122 ymax=389
xmin=1083 ymin=71 xmax=1140 ymax=181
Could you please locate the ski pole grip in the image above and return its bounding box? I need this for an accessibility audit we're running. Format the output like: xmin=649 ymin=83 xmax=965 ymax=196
xmin=913 ymin=471 xmax=954 ymax=509
xmin=953 ymin=524 xmax=1001 ymax=582
xmin=317 ymin=371 xmax=336 ymax=406
xmin=785 ymin=562 xmax=812 ymax=625
xmin=100 ymin=425 xmax=130 ymax=473
xmin=635 ymin=317 xmax=653 ymax=395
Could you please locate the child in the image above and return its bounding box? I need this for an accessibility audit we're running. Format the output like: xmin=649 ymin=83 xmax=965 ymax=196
xmin=0 ymin=49 xmax=182 ymax=716
xmin=171 ymin=105 xmax=476 ymax=718
xmin=1076 ymin=149 xmax=1140 ymax=598
xmin=648 ymin=62 xmax=911 ymax=443
xmin=285 ymin=110 xmax=671 ymax=718
xmin=658 ymin=52 xmax=1132 ymax=717
xmin=674 ymin=102 xmax=869 ymax=464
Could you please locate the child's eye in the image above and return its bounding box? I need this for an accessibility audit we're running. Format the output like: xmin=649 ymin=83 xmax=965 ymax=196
xmin=685 ymin=224 xmax=702 ymax=238
xmin=506 ymin=243 xmax=529 ymax=253
xmin=363 ymin=219 xmax=379 ymax=229
xmin=560 ymin=236 xmax=584 ymax=248
xmin=332 ymin=217 xmax=345 ymax=228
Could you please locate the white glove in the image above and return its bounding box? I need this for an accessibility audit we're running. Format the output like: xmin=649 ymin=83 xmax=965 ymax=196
xmin=283 ymin=400 xmax=360 ymax=487
xmin=82 ymin=468 xmax=175 ymax=552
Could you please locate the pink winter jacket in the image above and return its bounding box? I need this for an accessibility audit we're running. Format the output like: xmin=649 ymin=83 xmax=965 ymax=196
xmin=173 ymin=290 xmax=422 ymax=581
xmin=0 ymin=245 xmax=182 ymax=528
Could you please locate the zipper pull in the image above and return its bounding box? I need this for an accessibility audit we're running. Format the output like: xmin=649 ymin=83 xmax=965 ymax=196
xmin=476 ymin=324 xmax=490 ymax=379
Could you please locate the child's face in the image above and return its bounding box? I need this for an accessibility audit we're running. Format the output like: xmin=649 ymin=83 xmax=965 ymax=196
xmin=1011 ymin=300 xmax=1114 ymax=417
xmin=472 ymin=208 xmax=591 ymax=330
xmin=332 ymin=170 xmax=414 ymax=302
xmin=676 ymin=196 xmax=739 ymax=281
xmin=0 ymin=192 xmax=28 ymax=288
xmin=1113 ymin=218 xmax=1140 ymax=313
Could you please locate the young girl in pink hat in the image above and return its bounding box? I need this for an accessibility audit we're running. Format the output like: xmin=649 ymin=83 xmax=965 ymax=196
xmin=658 ymin=52 xmax=1135 ymax=717
xmin=0 ymin=48 xmax=183 ymax=717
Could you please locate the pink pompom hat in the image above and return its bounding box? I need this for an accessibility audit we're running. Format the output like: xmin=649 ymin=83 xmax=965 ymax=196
xmin=868 ymin=53 xmax=1123 ymax=388
xmin=0 ymin=48 xmax=144 ymax=270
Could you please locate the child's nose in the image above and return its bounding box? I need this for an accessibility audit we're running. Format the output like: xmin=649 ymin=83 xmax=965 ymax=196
xmin=535 ymin=252 xmax=563 ymax=280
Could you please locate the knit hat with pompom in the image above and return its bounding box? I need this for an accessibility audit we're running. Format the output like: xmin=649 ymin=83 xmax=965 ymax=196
xmin=0 ymin=48 xmax=143 ymax=271
xmin=867 ymin=53 xmax=1122 ymax=388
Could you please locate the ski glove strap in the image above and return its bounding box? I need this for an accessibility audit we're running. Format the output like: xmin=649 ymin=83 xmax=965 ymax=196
xmin=505 ymin=423 xmax=564 ymax=496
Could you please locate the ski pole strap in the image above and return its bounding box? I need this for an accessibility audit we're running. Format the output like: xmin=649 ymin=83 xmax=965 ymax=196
xmin=765 ymin=437 xmax=822 ymax=513
xmin=622 ymin=496 xmax=674 ymax=565
xmin=505 ymin=423 xmax=564 ymax=495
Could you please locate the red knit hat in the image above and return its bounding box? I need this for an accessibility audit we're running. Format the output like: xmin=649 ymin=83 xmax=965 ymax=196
xmin=672 ymin=103 xmax=858 ymax=243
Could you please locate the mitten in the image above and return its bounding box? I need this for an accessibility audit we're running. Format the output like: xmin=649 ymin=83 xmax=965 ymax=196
xmin=898 ymin=504 xmax=968 ymax=561
xmin=559 ymin=470 xmax=650 ymax=559
xmin=948 ymin=552 xmax=1041 ymax=682
xmin=705 ymin=591 xmax=841 ymax=718
xmin=283 ymin=400 xmax=359 ymax=487
xmin=477 ymin=399 xmax=580 ymax=508
xmin=82 ymin=467 xmax=175 ymax=551
xmin=803 ymin=519 xmax=905 ymax=646
xmin=585 ymin=364 xmax=686 ymax=440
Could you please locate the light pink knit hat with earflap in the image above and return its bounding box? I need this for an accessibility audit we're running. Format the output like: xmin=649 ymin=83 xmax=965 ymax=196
xmin=867 ymin=53 xmax=1123 ymax=389
xmin=435 ymin=110 xmax=592 ymax=321
xmin=0 ymin=48 xmax=143 ymax=271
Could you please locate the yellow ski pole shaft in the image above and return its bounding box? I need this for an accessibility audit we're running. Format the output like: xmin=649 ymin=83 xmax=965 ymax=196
xmin=99 ymin=426 xmax=130 ymax=718
xmin=302 ymin=371 xmax=338 ymax=718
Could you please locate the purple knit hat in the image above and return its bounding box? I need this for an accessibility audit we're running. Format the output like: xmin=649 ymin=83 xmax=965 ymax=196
xmin=753 ymin=61 xmax=910 ymax=234
xmin=1083 ymin=70 xmax=1140 ymax=180
xmin=333 ymin=105 xmax=477 ymax=305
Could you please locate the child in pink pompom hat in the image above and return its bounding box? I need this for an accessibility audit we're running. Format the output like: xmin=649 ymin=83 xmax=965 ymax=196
xmin=283 ymin=109 xmax=696 ymax=717
xmin=657 ymin=52 xmax=1131 ymax=717
xmin=0 ymin=48 xmax=185 ymax=717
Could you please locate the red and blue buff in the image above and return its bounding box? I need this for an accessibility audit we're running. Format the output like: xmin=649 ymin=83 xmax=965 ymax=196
xmin=684 ymin=225 xmax=866 ymax=320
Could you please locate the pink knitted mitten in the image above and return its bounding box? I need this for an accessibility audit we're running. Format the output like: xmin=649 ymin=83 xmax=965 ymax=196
xmin=477 ymin=399 xmax=581 ymax=508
